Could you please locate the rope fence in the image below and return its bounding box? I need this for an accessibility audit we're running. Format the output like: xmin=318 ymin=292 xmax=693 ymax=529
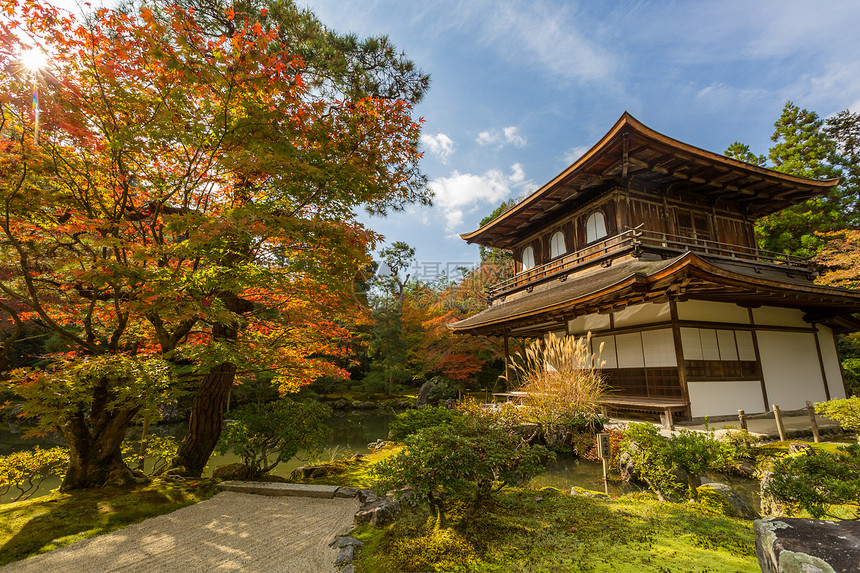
xmin=737 ymin=400 xmax=821 ymax=443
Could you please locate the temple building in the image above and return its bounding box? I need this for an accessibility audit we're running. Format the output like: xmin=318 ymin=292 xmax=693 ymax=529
xmin=451 ymin=113 xmax=860 ymax=423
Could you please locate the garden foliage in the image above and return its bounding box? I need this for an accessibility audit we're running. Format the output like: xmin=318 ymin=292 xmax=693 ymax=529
xmin=762 ymin=443 xmax=860 ymax=519
xmin=621 ymin=424 xmax=751 ymax=501
xmin=374 ymin=409 xmax=552 ymax=529
xmin=815 ymin=396 xmax=860 ymax=435
xmin=0 ymin=446 xmax=69 ymax=502
xmin=217 ymin=398 xmax=332 ymax=476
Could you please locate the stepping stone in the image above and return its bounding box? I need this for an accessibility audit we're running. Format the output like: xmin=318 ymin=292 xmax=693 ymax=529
xmin=217 ymin=480 xmax=340 ymax=498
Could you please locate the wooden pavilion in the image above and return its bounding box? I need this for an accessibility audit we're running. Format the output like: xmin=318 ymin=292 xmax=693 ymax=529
xmin=450 ymin=112 xmax=860 ymax=422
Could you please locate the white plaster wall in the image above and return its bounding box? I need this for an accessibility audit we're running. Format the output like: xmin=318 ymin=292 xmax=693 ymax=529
xmin=688 ymin=381 xmax=766 ymax=417
xmin=676 ymin=300 xmax=750 ymax=324
xmin=613 ymin=302 xmax=670 ymax=327
xmin=568 ymin=313 xmax=611 ymax=336
xmin=757 ymin=331 xmax=828 ymax=409
xmin=752 ymin=306 xmax=808 ymax=328
xmin=817 ymin=325 xmax=847 ymax=400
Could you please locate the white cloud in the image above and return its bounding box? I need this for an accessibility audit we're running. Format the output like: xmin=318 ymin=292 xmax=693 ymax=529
xmin=428 ymin=163 xmax=531 ymax=234
xmin=562 ymin=145 xmax=591 ymax=165
xmin=476 ymin=126 xmax=526 ymax=148
xmin=419 ymin=133 xmax=455 ymax=163
xmin=461 ymin=1 xmax=617 ymax=84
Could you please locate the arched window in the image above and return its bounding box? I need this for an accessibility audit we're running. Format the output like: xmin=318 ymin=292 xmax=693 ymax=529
xmin=585 ymin=211 xmax=607 ymax=243
xmin=521 ymin=245 xmax=535 ymax=270
xmin=550 ymin=231 xmax=566 ymax=258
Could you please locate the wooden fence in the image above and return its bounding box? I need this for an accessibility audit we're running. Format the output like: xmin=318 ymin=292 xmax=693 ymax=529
xmin=736 ymin=401 xmax=822 ymax=443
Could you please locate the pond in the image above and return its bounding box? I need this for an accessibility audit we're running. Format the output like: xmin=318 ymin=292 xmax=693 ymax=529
xmin=0 ymin=412 xmax=760 ymax=509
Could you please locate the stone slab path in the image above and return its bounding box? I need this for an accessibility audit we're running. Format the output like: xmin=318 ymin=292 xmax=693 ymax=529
xmin=0 ymin=491 xmax=359 ymax=573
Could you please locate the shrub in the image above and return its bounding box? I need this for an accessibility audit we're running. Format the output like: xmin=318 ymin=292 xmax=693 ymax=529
xmin=762 ymin=443 xmax=860 ymax=518
xmin=621 ymin=423 xmax=749 ymax=501
xmin=509 ymin=333 xmax=606 ymax=448
xmin=121 ymin=435 xmax=178 ymax=476
xmin=217 ymin=397 xmax=332 ymax=476
xmin=0 ymin=446 xmax=69 ymax=502
xmin=374 ymin=410 xmax=553 ymax=529
xmin=388 ymin=406 xmax=461 ymax=441
xmin=815 ymin=396 xmax=860 ymax=435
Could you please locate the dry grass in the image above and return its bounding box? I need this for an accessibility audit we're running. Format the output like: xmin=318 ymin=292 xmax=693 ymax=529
xmin=509 ymin=334 xmax=606 ymax=444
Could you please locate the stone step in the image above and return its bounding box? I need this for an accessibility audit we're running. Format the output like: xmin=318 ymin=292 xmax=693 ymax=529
xmin=217 ymin=480 xmax=357 ymax=499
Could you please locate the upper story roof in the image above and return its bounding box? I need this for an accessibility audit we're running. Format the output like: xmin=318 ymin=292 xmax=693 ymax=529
xmin=461 ymin=112 xmax=840 ymax=249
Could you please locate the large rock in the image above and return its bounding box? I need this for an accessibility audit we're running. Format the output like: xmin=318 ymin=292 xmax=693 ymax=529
xmin=696 ymin=483 xmax=759 ymax=519
xmin=788 ymin=442 xmax=815 ymax=456
xmin=755 ymin=517 xmax=860 ymax=573
xmin=213 ymin=463 xmax=255 ymax=481
xmin=760 ymin=470 xmax=789 ymax=517
xmin=415 ymin=380 xmax=436 ymax=408
xmin=355 ymin=497 xmax=401 ymax=527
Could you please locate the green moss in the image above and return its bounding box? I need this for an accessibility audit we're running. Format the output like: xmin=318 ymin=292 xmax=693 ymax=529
xmin=695 ymin=487 xmax=739 ymax=518
xmin=296 ymin=445 xmax=404 ymax=488
xmin=0 ymin=479 xmax=218 ymax=565
xmin=354 ymin=488 xmax=758 ymax=572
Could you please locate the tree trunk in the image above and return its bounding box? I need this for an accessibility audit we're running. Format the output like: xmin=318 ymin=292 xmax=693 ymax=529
xmin=171 ymin=293 xmax=247 ymax=477
xmin=58 ymin=396 xmax=142 ymax=491
xmin=172 ymin=360 xmax=236 ymax=476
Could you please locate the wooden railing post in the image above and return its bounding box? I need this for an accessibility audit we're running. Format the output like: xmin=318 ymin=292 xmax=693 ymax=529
xmin=773 ymin=404 xmax=786 ymax=442
xmin=806 ymin=400 xmax=821 ymax=444
xmin=737 ymin=409 xmax=747 ymax=431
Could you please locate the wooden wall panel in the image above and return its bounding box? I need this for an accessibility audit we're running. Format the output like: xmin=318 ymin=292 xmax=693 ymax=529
xmin=714 ymin=216 xmax=753 ymax=248
xmin=627 ymin=199 xmax=667 ymax=234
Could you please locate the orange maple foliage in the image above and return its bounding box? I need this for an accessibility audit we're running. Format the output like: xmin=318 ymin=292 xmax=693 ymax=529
xmin=0 ymin=0 xmax=428 ymax=486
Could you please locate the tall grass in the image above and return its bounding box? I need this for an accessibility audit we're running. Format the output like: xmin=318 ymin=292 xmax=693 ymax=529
xmin=509 ymin=333 xmax=607 ymax=447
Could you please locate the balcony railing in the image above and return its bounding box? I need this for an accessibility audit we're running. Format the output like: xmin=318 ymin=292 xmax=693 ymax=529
xmin=486 ymin=228 xmax=811 ymax=300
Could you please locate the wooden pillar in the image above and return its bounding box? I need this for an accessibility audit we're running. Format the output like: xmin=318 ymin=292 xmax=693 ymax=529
xmin=812 ymin=326 xmax=832 ymax=401
xmin=832 ymin=329 xmax=849 ymax=398
xmin=669 ymin=300 xmax=690 ymax=419
xmin=748 ymin=308 xmax=769 ymax=411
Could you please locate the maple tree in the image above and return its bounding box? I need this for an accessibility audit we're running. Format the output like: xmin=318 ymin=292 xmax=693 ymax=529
xmin=0 ymin=0 xmax=429 ymax=486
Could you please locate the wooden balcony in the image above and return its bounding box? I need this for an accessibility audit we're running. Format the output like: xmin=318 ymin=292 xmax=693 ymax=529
xmin=487 ymin=228 xmax=813 ymax=300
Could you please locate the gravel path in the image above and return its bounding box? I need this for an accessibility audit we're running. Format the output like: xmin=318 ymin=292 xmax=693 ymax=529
xmin=1 ymin=492 xmax=360 ymax=573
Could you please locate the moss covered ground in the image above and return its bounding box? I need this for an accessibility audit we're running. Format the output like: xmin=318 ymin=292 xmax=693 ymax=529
xmin=0 ymin=479 xmax=218 ymax=565
xmin=352 ymin=488 xmax=759 ymax=572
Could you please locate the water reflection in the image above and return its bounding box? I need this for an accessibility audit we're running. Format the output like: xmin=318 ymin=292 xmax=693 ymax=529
xmin=1 ymin=412 xmax=761 ymax=508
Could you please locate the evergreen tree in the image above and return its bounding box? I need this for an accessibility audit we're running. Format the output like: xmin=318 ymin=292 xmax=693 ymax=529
xmin=725 ymin=102 xmax=850 ymax=258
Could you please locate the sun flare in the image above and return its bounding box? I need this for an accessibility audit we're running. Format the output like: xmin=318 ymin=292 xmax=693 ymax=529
xmin=21 ymin=47 xmax=48 ymax=71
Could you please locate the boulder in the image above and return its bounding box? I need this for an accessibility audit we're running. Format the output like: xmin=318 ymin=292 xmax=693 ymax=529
xmin=213 ymin=463 xmax=255 ymax=481
xmin=356 ymin=401 xmax=376 ymax=410
xmin=329 ymin=536 xmax=364 ymax=549
xmin=333 ymin=398 xmax=351 ymax=410
xmin=355 ymin=497 xmax=401 ymax=527
xmin=760 ymin=470 xmax=788 ymax=517
xmin=288 ymin=465 xmax=331 ymax=480
xmin=415 ymin=380 xmax=436 ymax=408
xmin=788 ymin=442 xmax=815 ymax=456
xmin=755 ymin=517 xmax=860 ymax=573
xmin=335 ymin=545 xmax=355 ymax=565
xmin=696 ymin=483 xmax=759 ymax=519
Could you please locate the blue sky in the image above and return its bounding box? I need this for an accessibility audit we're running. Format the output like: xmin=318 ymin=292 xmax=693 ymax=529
xmin=300 ymin=0 xmax=860 ymax=282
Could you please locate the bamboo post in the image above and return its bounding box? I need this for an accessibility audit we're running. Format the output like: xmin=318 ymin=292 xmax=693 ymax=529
xmin=773 ymin=404 xmax=786 ymax=442
xmin=806 ymin=400 xmax=821 ymax=444
xmin=738 ymin=409 xmax=747 ymax=431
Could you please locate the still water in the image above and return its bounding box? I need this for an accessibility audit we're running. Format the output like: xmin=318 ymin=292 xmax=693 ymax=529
xmin=0 ymin=412 xmax=757 ymax=506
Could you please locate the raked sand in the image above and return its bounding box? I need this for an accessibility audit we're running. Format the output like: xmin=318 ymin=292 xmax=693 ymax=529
xmin=1 ymin=491 xmax=359 ymax=573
